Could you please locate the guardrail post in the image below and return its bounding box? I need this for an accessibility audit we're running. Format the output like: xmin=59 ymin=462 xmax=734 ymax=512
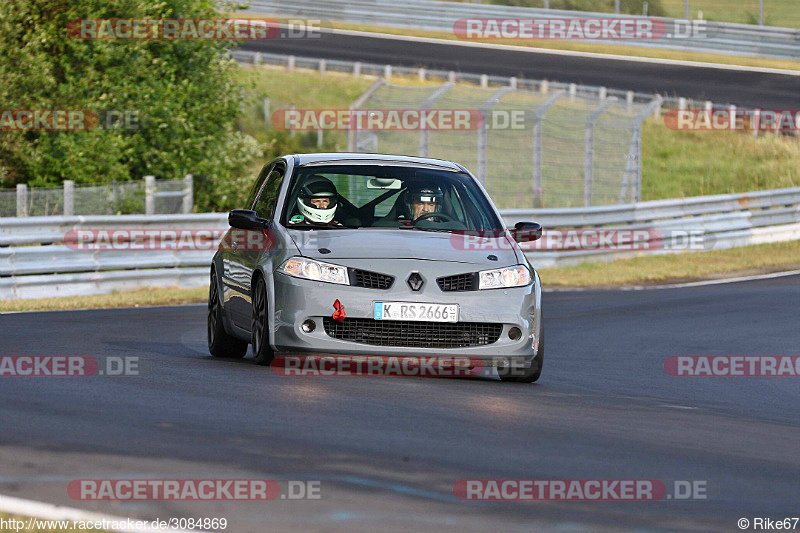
xmin=354 ymin=61 xmax=361 ymax=77
xmin=569 ymin=83 xmax=576 ymax=101
xmin=584 ymin=98 xmax=618 ymax=207
xmin=599 ymin=86 xmax=607 ymax=100
xmin=183 ymin=174 xmax=193 ymax=214
xmin=319 ymin=59 xmax=327 ymax=74
xmin=480 ymin=74 xmax=488 ymax=88
xmin=63 ymin=180 xmax=74 ymax=216
xmin=16 ymin=184 xmax=28 ymax=217
xmin=678 ymin=97 xmax=687 ymax=110
xmin=509 ymin=76 xmax=517 ymax=89
xmin=541 ymin=80 xmax=549 ymax=93
xmin=531 ymin=91 xmax=565 ymax=208
xmin=418 ymin=68 xmax=426 ymax=82
xmin=254 ymin=52 xmax=262 ymax=65
xmin=145 ymin=176 xmax=155 ymax=215
xmin=384 ymin=64 xmax=392 ymax=80
xmin=287 ymin=55 xmax=295 ymax=71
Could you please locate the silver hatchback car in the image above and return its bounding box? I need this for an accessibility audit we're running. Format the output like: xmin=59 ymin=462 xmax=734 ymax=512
xmin=208 ymin=153 xmax=545 ymax=382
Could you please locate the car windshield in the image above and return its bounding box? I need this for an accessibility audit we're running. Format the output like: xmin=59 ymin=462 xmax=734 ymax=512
xmin=280 ymin=164 xmax=502 ymax=232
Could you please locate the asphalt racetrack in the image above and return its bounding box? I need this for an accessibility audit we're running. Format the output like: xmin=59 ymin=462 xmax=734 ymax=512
xmin=239 ymin=30 xmax=800 ymax=109
xmin=1 ymin=274 xmax=799 ymax=532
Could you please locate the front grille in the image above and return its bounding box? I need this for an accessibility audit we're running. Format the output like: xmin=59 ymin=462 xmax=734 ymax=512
xmin=349 ymin=268 xmax=394 ymax=290
xmin=323 ymin=317 xmax=502 ymax=348
xmin=437 ymin=272 xmax=478 ymax=292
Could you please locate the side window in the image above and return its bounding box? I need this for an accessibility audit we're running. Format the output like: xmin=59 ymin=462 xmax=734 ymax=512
xmin=253 ymin=163 xmax=286 ymax=219
xmin=245 ymin=163 xmax=275 ymax=209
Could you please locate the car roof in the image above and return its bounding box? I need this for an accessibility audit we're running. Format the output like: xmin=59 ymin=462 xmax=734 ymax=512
xmin=288 ymin=153 xmax=466 ymax=172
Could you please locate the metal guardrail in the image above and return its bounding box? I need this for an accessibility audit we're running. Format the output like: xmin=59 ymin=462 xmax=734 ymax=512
xmin=1 ymin=187 xmax=799 ymax=298
xmin=246 ymin=0 xmax=800 ymax=60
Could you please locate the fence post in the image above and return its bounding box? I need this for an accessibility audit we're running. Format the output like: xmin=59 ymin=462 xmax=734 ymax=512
xmin=16 ymin=184 xmax=28 ymax=217
xmin=348 ymin=79 xmax=387 ymax=152
xmin=317 ymin=128 xmax=324 ymax=148
xmin=477 ymin=86 xmax=513 ymax=186
xmin=183 ymin=174 xmax=193 ymax=214
xmin=584 ymin=98 xmax=617 ymax=207
xmin=531 ymin=91 xmax=565 ymax=208
xmin=145 ymin=176 xmax=155 ymax=215
xmin=263 ymin=97 xmax=270 ymax=128
xmin=63 ymin=180 xmax=74 ymax=216
xmin=418 ymin=82 xmax=455 ymax=158
xmin=289 ymin=104 xmax=296 ymax=138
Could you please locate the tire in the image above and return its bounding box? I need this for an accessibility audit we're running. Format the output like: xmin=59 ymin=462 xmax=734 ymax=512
xmin=251 ymin=276 xmax=275 ymax=366
xmin=208 ymin=271 xmax=247 ymax=359
xmin=498 ymin=326 xmax=544 ymax=383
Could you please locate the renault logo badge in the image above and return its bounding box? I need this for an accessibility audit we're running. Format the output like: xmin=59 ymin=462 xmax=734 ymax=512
xmin=407 ymin=272 xmax=424 ymax=291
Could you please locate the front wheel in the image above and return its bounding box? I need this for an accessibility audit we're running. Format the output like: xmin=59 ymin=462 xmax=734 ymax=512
xmin=251 ymin=276 xmax=275 ymax=366
xmin=208 ymin=272 xmax=247 ymax=359
xmin=498 ymin=326 xmax=544 ymax=383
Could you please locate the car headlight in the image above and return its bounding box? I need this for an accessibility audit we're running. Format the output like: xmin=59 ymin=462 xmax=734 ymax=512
xmin=279 ymin=257 xmax=349 ymax=285
xmin=479 ymin=265 xmax=531 ymax=289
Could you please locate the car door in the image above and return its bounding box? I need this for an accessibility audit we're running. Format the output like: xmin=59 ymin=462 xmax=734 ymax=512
xmin=228 ymin=161 xmax=287 ymax=330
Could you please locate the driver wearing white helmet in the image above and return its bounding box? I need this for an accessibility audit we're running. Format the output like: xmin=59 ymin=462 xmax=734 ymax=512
xmin=290 ymin=176 xmax=346 ymax=226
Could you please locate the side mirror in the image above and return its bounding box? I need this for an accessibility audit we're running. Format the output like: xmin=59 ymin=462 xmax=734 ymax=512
xmin=513 ymin=221 xmax=543 ymax=242
xmin=229 ymin=209 xmax=269 ymax=230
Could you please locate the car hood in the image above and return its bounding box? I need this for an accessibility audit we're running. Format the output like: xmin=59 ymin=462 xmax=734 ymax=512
xmin=288 ymin=228 xmax=521 ymax=266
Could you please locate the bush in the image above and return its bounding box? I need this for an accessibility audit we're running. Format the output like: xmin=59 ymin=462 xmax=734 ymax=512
xmin=0 ymin=0 xmax=262 ymax=211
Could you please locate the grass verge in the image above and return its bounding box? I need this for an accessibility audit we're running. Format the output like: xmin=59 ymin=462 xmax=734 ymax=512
xmin=0 ymin=286 xmax=208 ymax=313
xmin=537 ymin=239 xmax=800 ymax=287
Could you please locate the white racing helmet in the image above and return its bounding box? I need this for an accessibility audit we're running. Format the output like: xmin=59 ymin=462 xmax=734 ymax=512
xmin=297 ymin=176 xmax=338 ymax=223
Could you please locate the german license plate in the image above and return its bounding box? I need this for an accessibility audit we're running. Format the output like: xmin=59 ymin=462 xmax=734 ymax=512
xmin=374 ymin=302 xmax=459 ymax=323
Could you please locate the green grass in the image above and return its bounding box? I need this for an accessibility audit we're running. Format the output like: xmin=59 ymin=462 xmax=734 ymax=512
xmin=660 ymin=0 xmax=800 ymax=27
xmin=237 ymin=64 xmax=800 ymax=206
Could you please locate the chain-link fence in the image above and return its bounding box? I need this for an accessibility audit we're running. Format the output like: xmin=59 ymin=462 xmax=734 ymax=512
xmin=0 ymin=176 xmax=193 ymax=217
xmin=349 ymin=80 xmax=661 ymax=208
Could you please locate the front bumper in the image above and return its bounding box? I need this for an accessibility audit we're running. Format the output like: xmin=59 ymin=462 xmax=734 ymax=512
xmin=270 ymin=259 xmax=542 ymax=365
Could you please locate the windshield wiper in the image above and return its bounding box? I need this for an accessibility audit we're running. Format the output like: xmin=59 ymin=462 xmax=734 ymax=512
xmin=397 ymin=226 xmax=454 ymax=233
xmin=287 ymin=223 xmax=360 ymax=230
